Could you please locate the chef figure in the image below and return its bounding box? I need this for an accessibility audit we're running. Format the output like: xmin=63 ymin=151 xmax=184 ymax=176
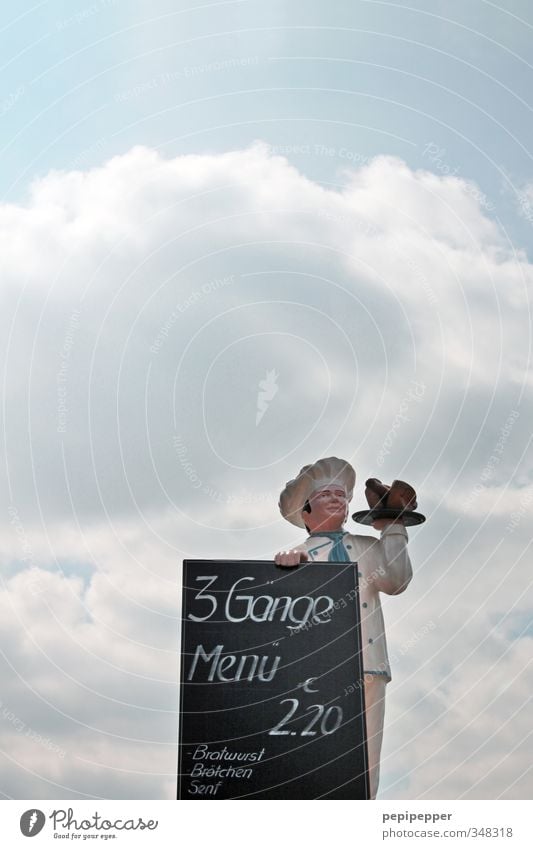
xmin=275 ymin=457 xmax=416 ymax=799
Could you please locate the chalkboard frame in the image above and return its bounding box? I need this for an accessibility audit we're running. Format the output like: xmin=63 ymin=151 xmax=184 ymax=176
xmin=177 ymin=559 xmax=369 ymax=800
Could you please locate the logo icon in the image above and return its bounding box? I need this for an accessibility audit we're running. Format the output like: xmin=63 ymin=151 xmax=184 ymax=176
xmin=256 ymin=369 xmax=279 ymax=425
xmin=20 ymin=809 xmax=46 ymax=837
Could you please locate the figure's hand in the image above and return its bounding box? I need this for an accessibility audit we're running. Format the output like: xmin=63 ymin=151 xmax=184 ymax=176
xmin=274 ymin=549 xmax=309 ymax=567
xmin=372 ymin=517 xmax=403 ymax=530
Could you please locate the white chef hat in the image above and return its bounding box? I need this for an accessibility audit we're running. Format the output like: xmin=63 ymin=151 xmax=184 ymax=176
xmin=279 ymin=457 xmax=356 ymax=528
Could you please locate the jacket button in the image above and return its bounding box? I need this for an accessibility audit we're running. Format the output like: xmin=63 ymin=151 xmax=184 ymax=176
xmin=362 ymin=602 xmax=368 ymax=608
xmin=346 ymin=544 xmax=352 ymax=549
xmin=368 ymin=638 xmax=373 ymax=644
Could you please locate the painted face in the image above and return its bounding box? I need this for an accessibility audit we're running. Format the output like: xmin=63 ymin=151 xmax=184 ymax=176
xmin=304 ymin=486 xmax=348 ymax=531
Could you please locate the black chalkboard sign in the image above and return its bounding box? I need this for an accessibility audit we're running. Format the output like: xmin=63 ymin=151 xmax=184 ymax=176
xmin=178 ymin=559 xmax=369 ymax=799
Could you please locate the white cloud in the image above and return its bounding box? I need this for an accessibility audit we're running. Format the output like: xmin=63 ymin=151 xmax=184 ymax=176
xmin=0 ymin=145 xmax=532 ymax=798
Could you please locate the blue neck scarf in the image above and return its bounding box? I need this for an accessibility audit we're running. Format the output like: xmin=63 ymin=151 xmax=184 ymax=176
xmin=309 ymin=531 xmax=350 ymax=562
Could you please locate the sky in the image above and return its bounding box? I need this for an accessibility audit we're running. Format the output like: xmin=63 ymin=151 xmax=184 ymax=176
xmin=0 ymin=0 xmax=532 ymax=801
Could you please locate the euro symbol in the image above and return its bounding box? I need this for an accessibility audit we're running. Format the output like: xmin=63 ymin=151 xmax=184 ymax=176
xmin=302 ymin=678 xmax=318 ymax=693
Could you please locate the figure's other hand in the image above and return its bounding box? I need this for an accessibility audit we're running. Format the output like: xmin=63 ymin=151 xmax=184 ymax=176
xmin=274 ymin=549 xmax=309 ymax=567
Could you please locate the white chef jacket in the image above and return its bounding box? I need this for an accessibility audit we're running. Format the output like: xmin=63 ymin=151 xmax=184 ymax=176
xmin=301 ymin=524 xmax=412 ymax=681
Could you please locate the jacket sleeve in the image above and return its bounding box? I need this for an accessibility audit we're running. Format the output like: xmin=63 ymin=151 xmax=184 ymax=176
xmin=373 ymin=524 xmax=413 ymax=595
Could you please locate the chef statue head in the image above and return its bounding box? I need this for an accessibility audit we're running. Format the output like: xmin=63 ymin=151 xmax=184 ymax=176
xmin=279 ymin=457 xmax=355 ymax=534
